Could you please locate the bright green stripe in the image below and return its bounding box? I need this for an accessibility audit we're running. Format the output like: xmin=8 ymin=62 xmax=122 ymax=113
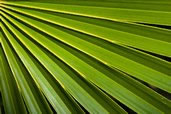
xmin=1 ymin=22 xmax=52 ymax=114
xmin=0 ymin=41 xmax=27 ymax=114
xmin=1 ymin=1 xmax=171 ymax=25
xmin=1 ymin=9 xmax=168 ymax=114
xmin=2 ymin=5 xmax=171 ymax=57
xmin=0 ymin=1 xmax=170 ymax=113
xmin=2 ymin=8 xmax=170 ymax=93
xmin=1 ymin=6 xmax=85 ymax=114
xmin=2 ymin=5 xmax=171 ymax=78
xmin=5 ymin=1 xmax=171 ymax=12
xmin=1 ymin=28 xmax=41 ymax=113
xmin=1 ymin=15 xmax=119 ymax=114
xmin=1 ymin=20 xmax=84 ymax=114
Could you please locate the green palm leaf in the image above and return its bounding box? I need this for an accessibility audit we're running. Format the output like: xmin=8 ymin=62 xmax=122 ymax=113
xmin=0 ymin=0 xmax=171 ymax=113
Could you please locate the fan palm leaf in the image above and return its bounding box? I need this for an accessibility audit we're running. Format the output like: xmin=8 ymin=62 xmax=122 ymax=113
xmin=0 ymin=0 xmax=171 ymax=113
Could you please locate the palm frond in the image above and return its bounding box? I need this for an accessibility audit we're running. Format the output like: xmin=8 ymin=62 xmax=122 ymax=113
xmin=0 ymin=0 xmax=171 ymax=113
